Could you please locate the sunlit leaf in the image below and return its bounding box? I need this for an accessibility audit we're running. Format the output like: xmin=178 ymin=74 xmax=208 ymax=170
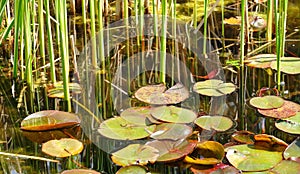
xmin=193 ymin=79 xmax=236 ymax=96
xmin=223 ymin=17 xmax=241 ymax=25
xmin=98 ymin=117 xmax=156 ymax=140
xmin=150 ymin=123 xmax=192 ymax=141
xmin=245 ymin=54 xmax=276 ymax=68
xmin=225 ymin=144 xmax=282 ymax=171
xmin=194 ymin=115 xmax=233 ymax=132
xmin=42 ymin=138 xmax=83 ymax=158
xmin=120 ymin=106 xmax=161 ymax=126
xmin=21 ymin=110 xmax=81 ymax=131
xmin=61 ymin=169 xmax=100 ymax=174
xmin=116 ymin=165 xmax=147 ymax=174
xmin=145 ymin=139 xmax=196 ymax=162
xmin=232 ymin=130 xmax=255 ymax=144
xmin=190 ymin=163 xmax=239 ymax=174
xmin=134 ymin=83 xmax=189 ymax=105
xmin=275 ymin=112 xmax=300 ymax=135
xmin=258 ymin=101 xmax=300 ymax=119
xmin=249 ymin=96 xmax=284 ymax=109
xmin=284 ymin=137 xmax=300 ymax=160
xmin=111 ymin=144 xmax=159 ymax=167
xmin=270 ymin=160 xmax=300 ymax=173
xmin=150 ymin=106 xmax=197 ymax=123
xmin=254 ymin=134 xmax=288 ymax=152
xmin=271 ymin=57 xmax=300 ymax=74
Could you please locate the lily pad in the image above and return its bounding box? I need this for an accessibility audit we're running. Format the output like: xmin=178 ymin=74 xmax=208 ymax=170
xmin=193 ymin=79 xmax=236 ymax=96
xmin=150 ymin=106 xmax=197 ymax=123
xmin=145 ymin=139 xmax=197 ymax=162
xmin=47 ymin=81 xmax=82 ymax=98
xmin=134 ymin=83 xmax=189 ymax=105
xmin=98 ymin=117 xmax=156 ymax=140
xmin=116 ymin=165 xmax=147 ymax=174
xmin=190 ymin=163 xmax=239 ymax=174
xmin=61 ymin=169 xmax=100 ymax=174
xmin=231 ymin=130 xmax=255 ymax=144
xmin=245 ymin=54 xmax=276 ymax=68
xmin=194 ymin=115 xmax=233 ymax=132
xmin=42 ymin=138 xmax=83 ymax=158
xmin=225 ymin=144 xmax=282 ymax=171
xmin=253 ymin=134 xmax=288 ymax=152
xmin=111 ymin=144 xmax=159 ymax=167
xmin=21 ymin=110 xmax=81 ymax=131
xmin=120 ymin=106 xmax=161 ymax=126
xmin=249 ymin=96 xmax=284 ymax=109
xmin=258 ymin=100 xmax=300 ymax=119
xmin=275 ymin=112 xmax=300 ymax=135
xmin=270 ymin=57 xmax=300 ymax=74
xmin=283 ymin=137 xmax=300 ymax=160
xmin=150 ymin=123 xmax=192 ymax=141
xmin=270 ymin=160 xmax=300 ymax=173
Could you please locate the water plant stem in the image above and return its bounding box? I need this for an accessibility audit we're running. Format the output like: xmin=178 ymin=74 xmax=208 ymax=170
xmin=160 ymin=0 xmax=167 ymax=84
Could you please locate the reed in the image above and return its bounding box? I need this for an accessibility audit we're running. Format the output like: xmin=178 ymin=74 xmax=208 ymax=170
xmin=203 ymin=0 xmax=209 ymax=55
xmin=160 ymin=0 xmax=167 ymax=83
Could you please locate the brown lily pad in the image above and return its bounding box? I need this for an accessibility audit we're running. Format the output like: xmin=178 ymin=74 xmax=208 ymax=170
xmin=232 ymin=130 xmax=255 ymax=144
xmin=134 ymin=83 xmax=189 ymax=105
xmin=42 ymin=138 xmax=83 ymax=158
xmin=190 ymin=163 xmax=240 ymax=174
xmin=254 ymin=134 xmax=288 ymax=152
xmin=258 ymin=100 xmax=300 ymax=119
xmin=21 ymin=110 xmax=81 ymax=131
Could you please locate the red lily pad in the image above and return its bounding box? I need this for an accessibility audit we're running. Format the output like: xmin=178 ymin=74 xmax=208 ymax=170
xmin=120 ymin=106 xmax=161 ymax=126
xmin=146 ymin=139 xmax=197 ymax=162
xmin=42 ymin=138 xmax=83 ymax=158
xmin=134 ymin=83 xmax=189 ymax=105
xmin=225 ymin=144 xmax=283 ymax=171
xmin=21 ymin=110 xmax=81 ymax=131
xmin=98 ymin=117 xmax=156 ymax=140
xmin=150 ymin=106 xmax=197 ymax=123
xmin=258 ymin=100 xmax=300 ymax=119
xmin=250 ymin=96 xmax=284 ymax=109
xmin=111 ymin=144 xmax=159 ymax=167
xmin=150 ymin=123 xmax=192 ymax=141
xmin=275 ymin=112 xmax=300 ymax=135
xmin=194 ymin=115 xmax=234 ymax=132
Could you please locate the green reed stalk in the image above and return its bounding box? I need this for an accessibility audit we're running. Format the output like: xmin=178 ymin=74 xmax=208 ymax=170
xmin=57 ymin=0 xmax=71 ymax=111
xmin=90 ymin=0 xmax=97 ymax=67
xmin=203 ymin=0 xmax=208 ymax=55
xmin=171 ymin=0 xmax=176 ymax=86
xmin=160 ymin=0 xmax=167 ymax=83
xmin=139 ymin=0 xmax=146 ymax=85
xmin=266 ymin=0 xmax=273 ymax=48
xmin=152 ymin=0 xmax=159 ymax=82
xmin=38 ymin=0 xmax=46 ymax=72
xmin=0 ymin=0 xmax=8 ymax=22
xmin=45 ymin=0 xmax=56 ymax=83
xmin=221 ymin=0 xmax=225 ymax=51
xmin=238 ymin=0 xmax=246 ymax=130
xmin=124 ymin=0 xmax=131 ymax=93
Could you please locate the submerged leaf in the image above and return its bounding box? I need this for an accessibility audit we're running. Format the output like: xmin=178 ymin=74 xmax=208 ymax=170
xmin=250 ymin=96 xmax=284 ymax=109
xmin=193 ymin=79 xmax=236 ymax=96
xmin=231 ymin=130 xmax=255 ymax=144
xmin=47 ymin=82 xmax=82 ymax=98
xmin=42 ymin=138 xmax=83 ymax=158
xmin=150 ymin=106 xmax=197 ymax=123
xmin=194 ymin=115 xmax=233 ymax=132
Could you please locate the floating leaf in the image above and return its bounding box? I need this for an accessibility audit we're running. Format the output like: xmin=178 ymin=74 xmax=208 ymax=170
xmin=225 ymin=144 xmax=282 ymax=171
xmin=111 ymin=144 xmax=159 ymax=167
xmin=284 ymin=137 xmax=300 ymax=160
xmin=258 ymin=101 xmax=300 ymax=119
xmin=42 ymin=138 xmax=83 ymax=158
xmin=48 ymin=82 xmax=82 ymax=98
xmin=150 ymin=123 xmax=192 ymax=141
xmin=271 ymin=57 xmax=300 ymax=74
xmin=194 ymin=115 xmax=233 ymax=132
xmin=193 ymin=79 xmax=236 ymax=96
xmin=134 ymin=83 xmax=189 ymax=105
xmin=21 ymin=110 xmax=81 ymax=131
xmin=150 ymin=106 xmax=197 ymax=123
xmin=223 ymin=17 xmax=241 ymax=25
xmin=232 ymin=130 xmax=255 ymax=144
xmin=275 ymin=112 xmax=300 ymax=135
xmin=254 ymin=134 xmax=288 ymax=152
xmin=61 ymin=169 xmax=100 ymax=174
xmin=146 ymin=139 xmax=196 ymax=162
xmin=98 ymin=117 xmax=156 ymax=140
xmin=190 ymin=163 xmax=239 ymax=174
xmin=249 ymin=96 xmax=284 ymax=109
xmin=270 ymin=160 xmax=300 ymax=173
xmin=120 ymin=106 xmax=161 ymax=126
xmin=116 ymin=165 xmax=147 ymax=174
xmin=245 ymin=54 xmax=276 ymax=68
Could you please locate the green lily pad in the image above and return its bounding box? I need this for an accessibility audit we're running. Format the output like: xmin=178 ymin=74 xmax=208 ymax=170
xmin=284 ymin=137 xmax=300 ymax=159
xmin=145 ymin=139 xmax=197 ymax=162
xmin=134 ymin=83 xmax=189 ymax=105
xmin=232 ymin=130 xmax=255 ymax=144
xmin=21 ymin=110 xmax=81 ymax=131
xmin=258 ymin=101 xmax=300 ymax=119
xmin=150 ymin=123 xmax=192 ymax=141
xmin=276 ymin=112 xmax=300 ymax=135
xmin=42 ymin=138 xmax=83 ymax=158
xmin=270 ymin=160 xmax=300 ymax=173
xmin=61 ymin=169 xmax=100 ymax=174
xmin=111 ymin=144 xmax=159 ymax=167
xmin=120 ymin=106 xmax=161 ymax=126
xmin=194 ymin=115 xmax=233 ymax=132
xmin=150 ymin=106 xmax=197 ymax=123
xmin=193 ymin=79 xmax=236 ymax=97
xmin=249 ymin=96 xmax=284 ymax=109
xmin=98 ymin=117 xmax=156 ymax=140
xmin=271 ymin=57 xmax=300 ymax=74
xmin=116 ymin=165 xmax=147 ymax=174
xmin=47 ymin=81 xmax=82 ymax=98
xmin=225 ymin=144 xmax=283 ymax=171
